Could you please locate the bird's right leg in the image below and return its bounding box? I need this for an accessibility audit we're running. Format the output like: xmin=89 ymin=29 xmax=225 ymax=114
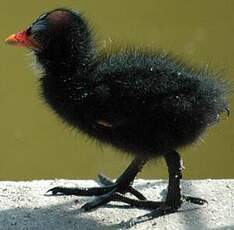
xmin=47 ymin=157 xmax=147 ymax=201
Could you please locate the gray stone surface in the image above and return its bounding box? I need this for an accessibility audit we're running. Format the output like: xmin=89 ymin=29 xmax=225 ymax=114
xmin=0 ymin=179 xmax=233 ymax=230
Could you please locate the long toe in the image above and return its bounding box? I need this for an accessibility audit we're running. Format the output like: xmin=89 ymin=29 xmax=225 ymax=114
xmin=182 ymin=195 xmax=208 ymax=205
xmin=46 ymin=185 xmax=116 ymax=196
xmin=82 ymin=190 xmax=117 ymax=211
xmin=81 ymin=190 xmax=162 ymax=211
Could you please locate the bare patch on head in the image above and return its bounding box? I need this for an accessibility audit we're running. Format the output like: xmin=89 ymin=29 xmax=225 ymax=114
xmin=47 ymin=10 xmax=72 ymax=25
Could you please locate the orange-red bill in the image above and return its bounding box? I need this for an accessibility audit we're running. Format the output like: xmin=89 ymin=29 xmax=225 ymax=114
xmin=5 ymin=31 xmax=40 ymax=49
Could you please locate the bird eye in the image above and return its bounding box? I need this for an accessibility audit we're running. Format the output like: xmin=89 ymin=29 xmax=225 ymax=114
xmin=31 ymin=32 xmax=49 ymax=45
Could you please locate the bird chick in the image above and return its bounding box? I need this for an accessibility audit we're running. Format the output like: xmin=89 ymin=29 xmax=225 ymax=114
xmin=5 ymin=8 xmax=229 ymax=213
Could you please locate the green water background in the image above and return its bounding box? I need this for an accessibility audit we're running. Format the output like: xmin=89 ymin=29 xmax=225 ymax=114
xmin=1 ymin=1 xmax=233 ymax=180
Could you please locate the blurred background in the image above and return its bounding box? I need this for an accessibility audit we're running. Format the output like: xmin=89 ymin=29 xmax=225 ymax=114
xmin=0 ymin=1 xmax=233 ymax=180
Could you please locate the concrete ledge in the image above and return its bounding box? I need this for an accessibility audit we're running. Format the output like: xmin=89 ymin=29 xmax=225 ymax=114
xmin=0 ymin=179 xmax=233 ymax=229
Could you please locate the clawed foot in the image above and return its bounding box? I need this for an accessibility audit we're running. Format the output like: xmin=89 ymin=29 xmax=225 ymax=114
xmin=46 ymin=173 xmax=148 ymax=211
xmin=46 ymin=175 xmax=207 ymax=212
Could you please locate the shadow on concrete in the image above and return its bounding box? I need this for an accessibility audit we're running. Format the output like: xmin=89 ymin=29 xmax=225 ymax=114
xmin=210 ymin=226 xmax=234 ymax=230
xmin=0 ymin=201 xmax=114 ymax=230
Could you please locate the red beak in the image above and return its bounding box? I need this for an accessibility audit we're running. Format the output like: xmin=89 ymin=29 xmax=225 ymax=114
xmin=5 ymin=30 xmax=40 ymax=50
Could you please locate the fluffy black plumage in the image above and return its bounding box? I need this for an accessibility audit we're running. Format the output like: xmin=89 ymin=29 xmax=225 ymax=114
xmin=7 ymin=8 xmax=230 ymax=213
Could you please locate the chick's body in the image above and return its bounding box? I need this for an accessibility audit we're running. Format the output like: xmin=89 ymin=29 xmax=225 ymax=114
xmin=42 ymin=50 xmax=228 ymax=157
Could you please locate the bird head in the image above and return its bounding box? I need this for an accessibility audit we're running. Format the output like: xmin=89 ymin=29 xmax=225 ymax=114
xmin=5 ymin=8 xmax=93 ymax=71
xmin=5 ymin=9 xmax=81 ymax=51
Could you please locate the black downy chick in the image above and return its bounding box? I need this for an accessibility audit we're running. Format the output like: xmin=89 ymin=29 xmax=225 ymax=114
xmin=5 ymin=9 xmax=229 ymax=213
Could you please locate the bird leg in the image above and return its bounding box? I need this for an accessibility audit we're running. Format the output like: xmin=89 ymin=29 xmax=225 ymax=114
xmin=164 ymin=150 xmax=183 ymax=210
xmin=47 ymin=157 xmax=148 ymax=210
xmin=163 ymin=150 xmax=207 ymax=211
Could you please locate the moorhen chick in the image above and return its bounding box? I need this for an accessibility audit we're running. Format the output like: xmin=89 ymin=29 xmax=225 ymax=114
xmin=5 ymin=8 xmax=229 ymax=213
